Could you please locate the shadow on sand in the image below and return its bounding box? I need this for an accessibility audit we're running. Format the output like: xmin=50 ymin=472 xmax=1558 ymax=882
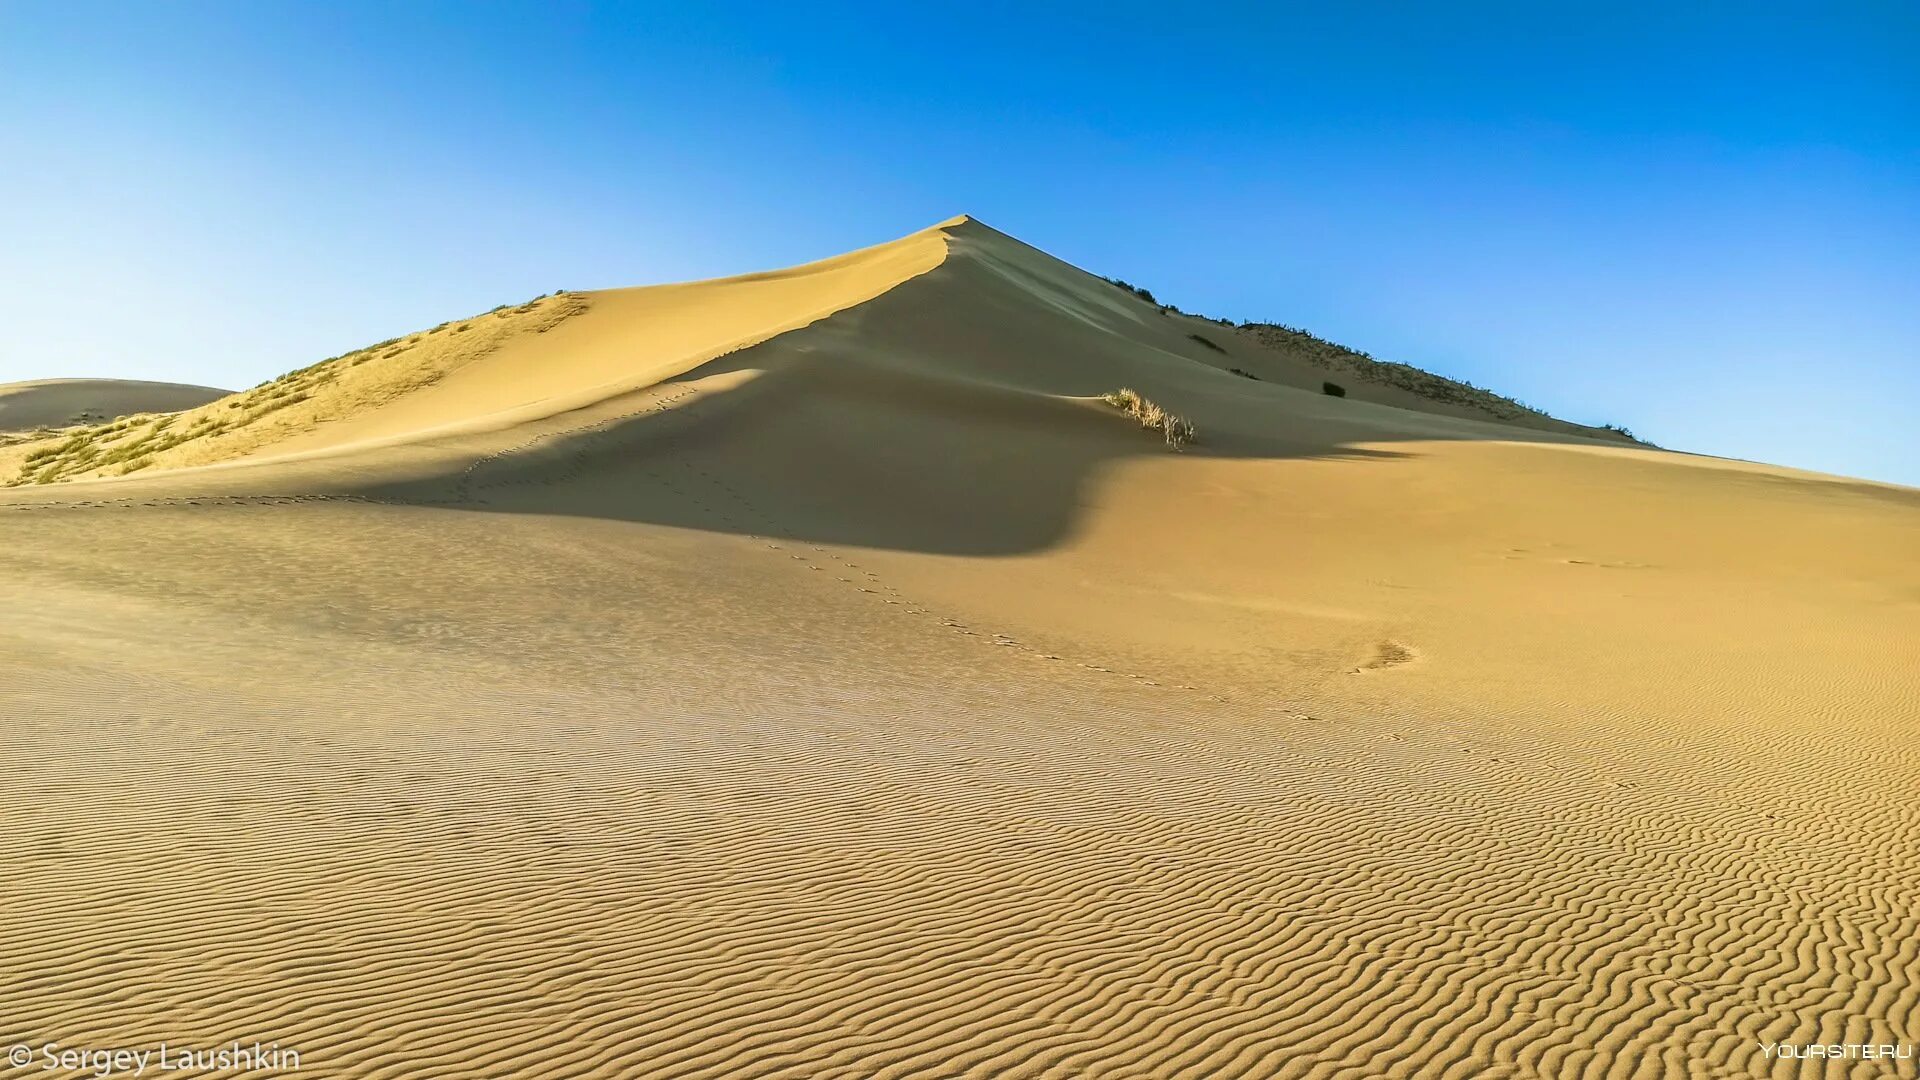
xmin=351 ymin=348 xmax=1540 ymax=558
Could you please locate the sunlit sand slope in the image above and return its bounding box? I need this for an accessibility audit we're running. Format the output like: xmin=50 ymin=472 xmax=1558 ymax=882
xmin=1 ymin=217 xmax=1915 ymax=1079
xmin=1 ymin=221 xmax=947 ymax=485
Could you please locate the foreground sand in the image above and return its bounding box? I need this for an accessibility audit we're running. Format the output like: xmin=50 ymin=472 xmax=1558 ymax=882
xmin=2 ymin=218 xmax=1915 ymax=1078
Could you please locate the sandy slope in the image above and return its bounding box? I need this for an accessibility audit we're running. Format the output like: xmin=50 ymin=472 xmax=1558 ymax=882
xmin=0 ymin=378 xmax=227 ymax=432
xmin=1 ymin=217 xmax=1915 ymax=1079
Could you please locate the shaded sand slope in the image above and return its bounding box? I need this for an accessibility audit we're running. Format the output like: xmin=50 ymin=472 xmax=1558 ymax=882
xmin=0 ymin=378 xmax=227 ymax=432
xmin=1 ymin=217 xmax=1916 ymax=1079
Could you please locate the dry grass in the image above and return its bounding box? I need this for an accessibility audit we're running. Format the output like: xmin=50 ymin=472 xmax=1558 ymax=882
xmin=1100 ymin=388 xmax=1196 ymax=450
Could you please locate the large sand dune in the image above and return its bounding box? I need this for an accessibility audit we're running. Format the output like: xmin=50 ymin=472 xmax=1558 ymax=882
xmin=2 ymin=217 xmax=1915 ymax=1078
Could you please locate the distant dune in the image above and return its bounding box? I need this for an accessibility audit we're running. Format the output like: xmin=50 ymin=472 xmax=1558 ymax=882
xmin=1 ymin=217 xmax=1914 ymax=1078
xmin=0 ymin=377 xmax=227 ymax=434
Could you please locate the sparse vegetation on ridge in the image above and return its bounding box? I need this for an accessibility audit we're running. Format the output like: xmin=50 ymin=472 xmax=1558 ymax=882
xmin=1103 ymin=278 xmax=1158 ymax=306
xmin=1097 ymin=271 xmax=1652 ymax=445
xmin=1100 ymin=388 xmax=1196 ymax=450
xmin=1237 ymin=321 xmax=1558 ymax=421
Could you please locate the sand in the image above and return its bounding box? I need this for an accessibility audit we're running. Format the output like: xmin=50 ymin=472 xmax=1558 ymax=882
xmin=0 ymin=378 xmax=228 ymax=433
xmin=1 ymin=217 xmax=1915 ymax=1079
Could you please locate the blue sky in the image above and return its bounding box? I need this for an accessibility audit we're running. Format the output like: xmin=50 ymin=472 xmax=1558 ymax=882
xmin=2 ymin=2 xmax=1914 ymax=484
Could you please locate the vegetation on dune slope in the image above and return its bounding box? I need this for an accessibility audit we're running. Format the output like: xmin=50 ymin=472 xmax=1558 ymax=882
xmin=1100 ymin=276 xmax=1650 ymax=444
xmin=1239 ymin=322 xmax=1538 ymax=422
xmin=0 ymin=425 xmax=62 ymax=451
xmin=1101 ymin=387 xmax=1196 ymax=450
xmin=4 ymin=292 xmax=591 ymax=486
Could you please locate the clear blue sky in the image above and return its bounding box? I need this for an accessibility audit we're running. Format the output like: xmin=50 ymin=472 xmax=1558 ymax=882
xmin=2 ymin=2 xmax=1914 ymax=484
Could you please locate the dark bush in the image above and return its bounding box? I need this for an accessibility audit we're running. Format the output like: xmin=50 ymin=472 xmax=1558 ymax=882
xmin=1322 ymin=381 xmax=1346 ymax=398
xmin=1229 ymin=368 xmax=1259 ymax=380
xmin=1187 ymin=333 xmax=1225 ymax=353
xmin=1104 ymin=277 xmax=1157 ymax=305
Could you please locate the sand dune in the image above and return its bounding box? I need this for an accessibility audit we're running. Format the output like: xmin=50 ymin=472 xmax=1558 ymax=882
xmin=2 ymin=217 xmax=1915 ymax=1078
xmin=0 ymin=378 xmax=227 ymax=433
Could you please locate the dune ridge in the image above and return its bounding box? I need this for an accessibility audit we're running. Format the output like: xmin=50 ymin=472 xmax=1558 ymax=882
xmin=1 ymin=216 xmax=1915 ymax=1079
xmin=0 ymin=378 xmax=228 ymax=437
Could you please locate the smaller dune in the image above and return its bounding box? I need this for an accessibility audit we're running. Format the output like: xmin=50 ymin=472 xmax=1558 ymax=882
xmin=0 ymin=378 xmax=228 ymax=434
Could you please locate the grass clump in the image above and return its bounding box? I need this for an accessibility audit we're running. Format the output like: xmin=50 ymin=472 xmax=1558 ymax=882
xmin=1229 ymin=367 xmax=1259 ymax=380
xmin=1187 ymin=333 xmax=1225 ymax=353
xmin=1099 ymin=387 xmax=1196 ymax=450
